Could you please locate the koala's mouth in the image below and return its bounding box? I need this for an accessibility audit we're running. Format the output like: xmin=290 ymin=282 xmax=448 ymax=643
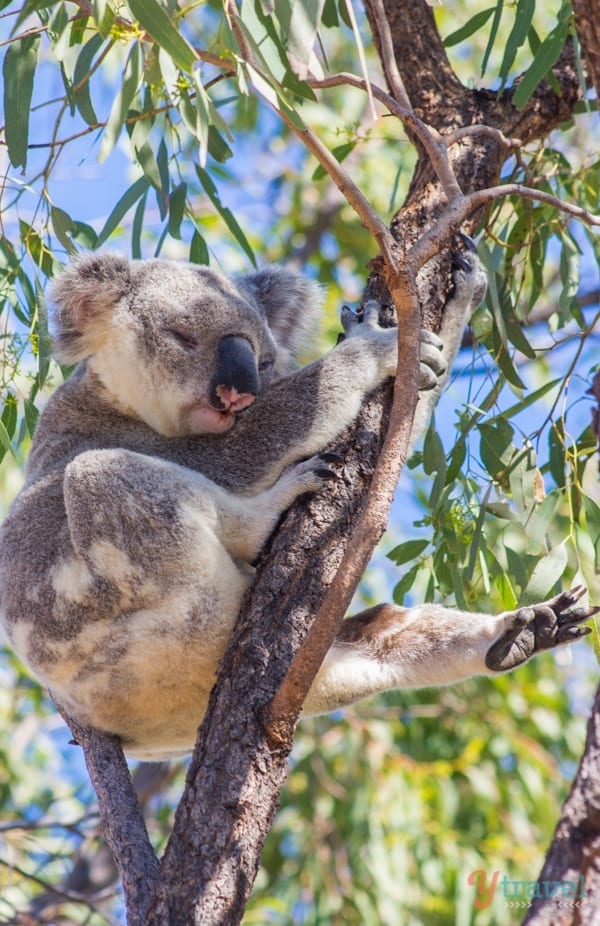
xmin=185 ymin=403 xmax=238 ymax=435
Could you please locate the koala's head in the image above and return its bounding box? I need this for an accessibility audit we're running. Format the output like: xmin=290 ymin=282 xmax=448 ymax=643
xmin=49 ymin=253 xmax=321 ymax=437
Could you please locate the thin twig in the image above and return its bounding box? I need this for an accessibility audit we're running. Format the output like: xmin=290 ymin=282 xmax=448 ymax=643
xmin=410 ymin=183 xmax=600 ymax=269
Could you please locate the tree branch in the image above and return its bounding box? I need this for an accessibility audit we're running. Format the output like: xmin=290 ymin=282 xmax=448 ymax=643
xmin=56 ymin=708 xmax=159 ymax=926
xmin=522 ymin=683 xmax=600 ymax=925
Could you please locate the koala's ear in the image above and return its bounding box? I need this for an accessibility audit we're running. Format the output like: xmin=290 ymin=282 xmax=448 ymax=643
xmin=48 ymin=252 xmax=132 ymax=364
xmin=237 ymin=266 xmax=322 ymax=357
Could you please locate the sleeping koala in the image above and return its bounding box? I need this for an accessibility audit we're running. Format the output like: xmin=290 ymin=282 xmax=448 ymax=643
xmin=0 ymin=250 xmax=594 ymax=760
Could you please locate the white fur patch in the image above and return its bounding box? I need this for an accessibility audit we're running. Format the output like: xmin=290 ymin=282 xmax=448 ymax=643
xmin=52 ymin=556 xmax=94 ymax=602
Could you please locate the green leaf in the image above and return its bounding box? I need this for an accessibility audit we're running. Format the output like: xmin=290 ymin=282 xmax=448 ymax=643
xmin=190 ymin=229 xmax=209 ymax=265
xmin=392 ymin=563 xmax=420 ymax=605
xmin=0 ymin=419 xmax=16 ymax=462
xmin=99 ymin=42 xmax=142 ymax=162
xmin=128 ymin=0 xmax=196 ymax=72
xmin=287 ymin=0 xmax=326 ymax=79
xmin=73 ymin=32 xmax=103 ymax=125
xmin=522 ymin=542 xmax=568 ymax=604
xmin=131 ymin=190 xmax=148 ymax=259
xmin=466 ymin=485 xmax=491 ymax=581
xmin=135 ymin=140 xmax=162 ymax=190
xmin=312 ymin=142 xmax=355 ymax=181
xmin=583 ymin=496 xmax=600 ymax=572
xmin=501 ymin=378 xmax=561 ymax=421
xmin=96 ymin=175 xmax=150 ymax=246
xmin=168 ymin=182 xmax=187 ymax=239
xmin=548 ymin=421 xmax=566 ymax=487
xmin=444 ymin=8 xmax=494 ymax=47
xmin=491 ymin=327 xmax=527 ymax=391
xmin=499 ymin=0 xmax=535 ymax=86
xmin=23 ymin=398 xmax=39 ymax=439
xmin=51 ymin=206 xmax=78 ymax=254
xmin=423 ymin=420 xmax=445 ymax=476
xmin=2 ymin=35 xmax=40 ymax=169
xmin=481 ymin=0 xmax=504 ymax=76
xmin=508 ymin=445 xmax=537 ymax=520
xmin=195 ymin=166 xmax=256 ymax=266
xmin=478 ymin=418 xmax=514 ymax=479
xmin=512 ymin=4 xmax=570 ymax=110
xmin=387 ymin=539 xmax=429 ymax=567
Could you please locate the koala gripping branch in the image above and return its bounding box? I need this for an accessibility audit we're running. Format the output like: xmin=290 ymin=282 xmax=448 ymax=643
xmin=266 ymin=264 xmax=421 ymax=740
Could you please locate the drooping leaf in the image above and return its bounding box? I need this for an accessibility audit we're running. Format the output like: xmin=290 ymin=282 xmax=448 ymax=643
xmin=190 ymin=228 xmax=209 ymax=265
xmin=99 ymin=42 xmax=143 ymax=162
xmin=512 ymin=3 xmax=571 ymax=110
xmin=478 ymin=418 xmax=514 ymax=480
xmin=96 ymin=176 xmax=150 ymax=246
xmin=51 ymin=206 xmax=78 ymax=255
xmin=287 ymin=0 xmax=326 ymax=79
xmin=481 ymin=0 xmax=504 ymax=76
xmin=583 ymin=496 xmax=600 ymax=572
xmin=195 ymin=166 xmax=256 ymax=266
xmin=392 ymin=563 xmax=420 ymax=605
xmin=73 ymin=32 xmax=104 ymax=125
xmin=522 ymin=542 xmax=568 ymax=603
xmin=444 ymin=8 xmax=494 ymax=48
xmin=499 ymin=0 xmax=535 ymax=86
xmin=2 ymin=35 xmax=40 ymax=169
xmin=168 ymin=182 xmax=187 ymax=239
xmin=388 ymin=539 xmax=429 ymax=567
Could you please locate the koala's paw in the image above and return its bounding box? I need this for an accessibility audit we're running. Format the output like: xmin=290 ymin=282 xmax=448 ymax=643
xmin=448 ymin=234 xmax=487 ymax=314
xmin=419 ymin=329 xmax=446 ymax=391
xmin=485 ymin=586 xmax=597 ymax=673
xmin=285 ymin=452 xmax=343 ymax=497
xmin=341 ymin=301 xmax=397 ymax=376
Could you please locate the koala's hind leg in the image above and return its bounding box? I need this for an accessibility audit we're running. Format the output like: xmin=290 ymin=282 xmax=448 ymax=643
xmin=302 ymin=590 xmax=595 ymax=716
xmin=63 ymin=448 xmax=337 ymax=579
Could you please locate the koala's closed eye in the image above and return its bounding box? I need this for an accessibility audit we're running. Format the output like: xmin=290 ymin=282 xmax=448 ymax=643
xmin=259 ymin=357 xmax=275 ymax=372
xmin=168 ymin=328 xmax=198 ymax=350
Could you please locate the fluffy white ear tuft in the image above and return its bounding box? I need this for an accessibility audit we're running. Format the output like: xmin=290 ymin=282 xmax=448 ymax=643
xmin=48 ymin=253 xmax=132 ymax=364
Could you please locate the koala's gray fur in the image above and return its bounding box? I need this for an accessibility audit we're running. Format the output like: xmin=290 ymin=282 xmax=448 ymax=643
xmin=0 ymin=251 xmax=594 ymax=760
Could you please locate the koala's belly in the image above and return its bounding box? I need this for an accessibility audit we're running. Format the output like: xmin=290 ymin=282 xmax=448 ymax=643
xmin=7 ymin=559 xmax=253 ymax=761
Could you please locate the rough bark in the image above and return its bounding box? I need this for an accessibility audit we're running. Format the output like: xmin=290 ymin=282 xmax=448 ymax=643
xmin=58 ymin=712 xmax=160 ymax=926
xmin=522 ymin=683 xmax=600 ymax=925
xmin=67 ymin=2 xmax=591 ymax=923
xmin=572 ymin=0 xmax=600 ymax=100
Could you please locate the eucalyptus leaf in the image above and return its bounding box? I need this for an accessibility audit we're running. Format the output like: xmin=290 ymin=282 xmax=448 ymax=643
xmin=2 ymin=35 xmax=40 ymax=169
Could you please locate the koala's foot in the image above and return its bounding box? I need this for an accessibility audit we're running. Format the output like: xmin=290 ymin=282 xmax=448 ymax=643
xmin=485 ymin=586 xmax=597 ymax=672
xmin=449 ymin=234 xmax=487 ymax=311
xmin=418 ymin=329 xmax=446 ymax=391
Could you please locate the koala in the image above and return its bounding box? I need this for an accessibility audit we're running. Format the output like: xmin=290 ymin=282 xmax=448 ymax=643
xmin=0 ymin=248 xmax=594 ymax=761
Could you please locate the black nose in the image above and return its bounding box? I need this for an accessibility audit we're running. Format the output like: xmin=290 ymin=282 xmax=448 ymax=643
xmin=209 ymin=335 xmax=259 ymax=410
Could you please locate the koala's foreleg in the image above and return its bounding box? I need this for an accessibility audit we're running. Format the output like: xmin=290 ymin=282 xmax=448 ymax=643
xmin=302 ymin=590 xmax=595 ymax=716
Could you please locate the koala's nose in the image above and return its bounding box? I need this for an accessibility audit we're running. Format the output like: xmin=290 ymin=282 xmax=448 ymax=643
xmin=210 ymin=335 xmax=259 ymax=412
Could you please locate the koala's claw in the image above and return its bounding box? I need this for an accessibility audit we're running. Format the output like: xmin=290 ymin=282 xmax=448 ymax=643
xmin=451 ymin=252 xmax=472 ymax=274
xmin=485 ymin=585 xmax=597 ymax=672
xmin=319 ymin=451 xmax=344 ymax=464
xmin=458 ymin=232 xmax=478 ymax=252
